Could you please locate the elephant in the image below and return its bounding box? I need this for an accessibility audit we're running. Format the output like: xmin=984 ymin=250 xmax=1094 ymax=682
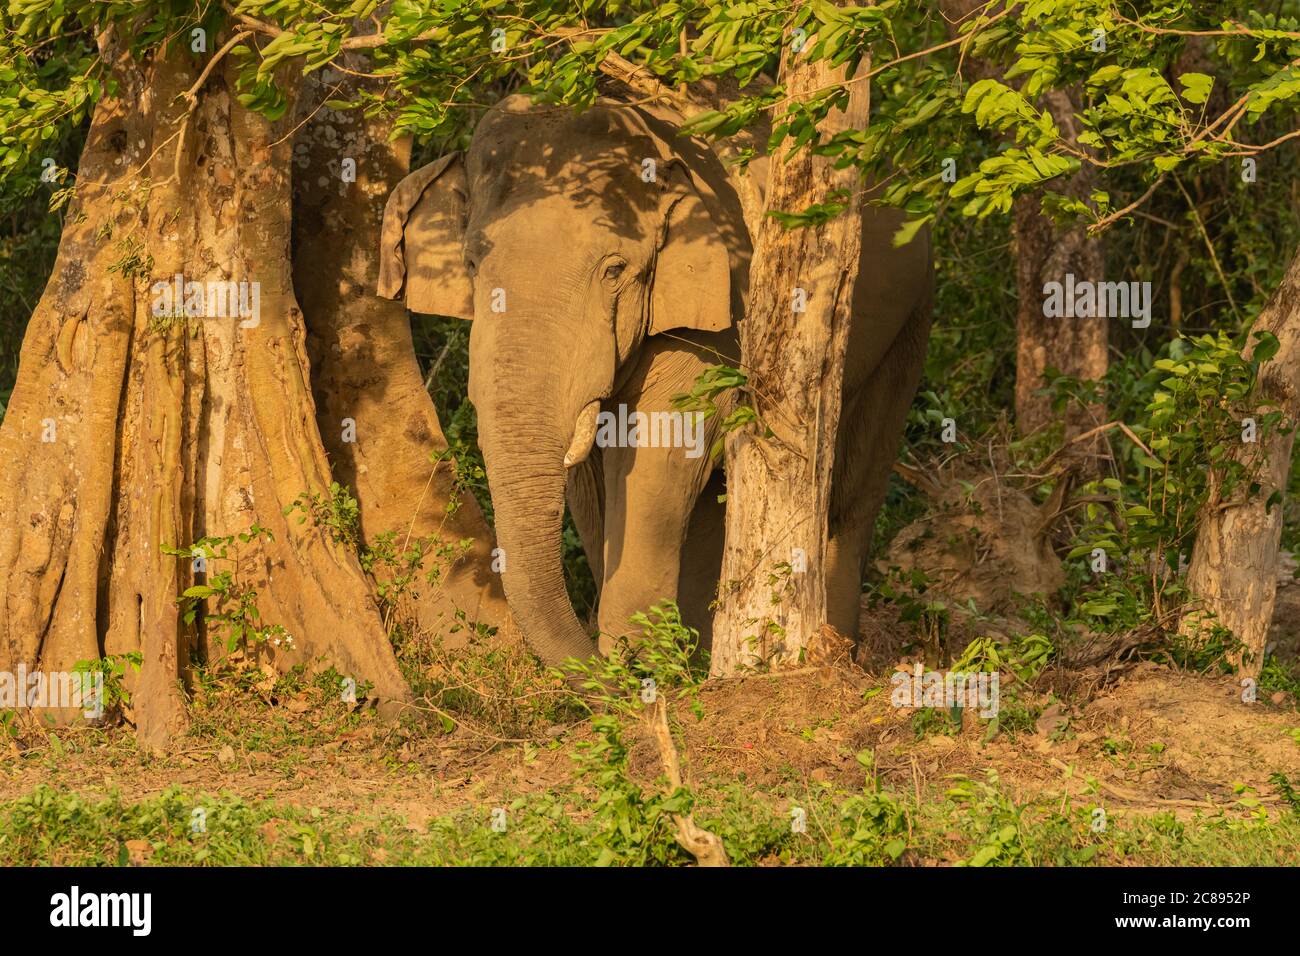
xmin=377 ymin=93 xmax=933 ymax=668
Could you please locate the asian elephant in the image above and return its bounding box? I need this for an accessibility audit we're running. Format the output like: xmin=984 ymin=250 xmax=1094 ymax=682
xmin=377 ymin=94 xmax=933 ymax=668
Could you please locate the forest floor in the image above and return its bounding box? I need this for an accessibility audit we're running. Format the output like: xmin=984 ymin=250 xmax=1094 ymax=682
xmin=1 ymin=588 xmax=1298 ymax=866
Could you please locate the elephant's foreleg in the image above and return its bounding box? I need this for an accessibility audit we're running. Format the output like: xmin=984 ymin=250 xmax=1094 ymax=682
xmin=595 ymin=439 xmax=708 ymax=654
xmin=595 ymin=335 xmax=729 ymax=654
xmin=828 ymin=306 xmax=933 ymax=639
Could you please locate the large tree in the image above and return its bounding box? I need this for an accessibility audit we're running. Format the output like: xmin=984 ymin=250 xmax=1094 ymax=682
xmin=0 ymin=8 xmax=512 ymax=746
xmin=291 ymin=62 xmax=510 ymax=639
xmin=707 ymin=35 xmax=871 ymax=675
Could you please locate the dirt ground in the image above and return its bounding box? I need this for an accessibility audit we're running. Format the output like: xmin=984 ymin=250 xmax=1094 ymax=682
xmin=3 ymin=529 xmax=1298 ymax=831
xmin=1 ymin=644 xmax=1295 ymax=831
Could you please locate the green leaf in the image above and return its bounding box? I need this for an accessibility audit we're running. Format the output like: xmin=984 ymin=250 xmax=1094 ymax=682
xmin=1252 ymin=330 xmax=1281 ymax=364
xmin=1178 ymin=72 xmax=1214 ymax=105
xmin=969 ymin=844 xmax=999 ymax=867
xmin=892 ymin=216 xmax=931 ymax=247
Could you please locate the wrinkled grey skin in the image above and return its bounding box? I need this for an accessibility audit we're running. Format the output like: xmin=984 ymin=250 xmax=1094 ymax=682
xmin=379 ymin=94 xmax=933 ymax=668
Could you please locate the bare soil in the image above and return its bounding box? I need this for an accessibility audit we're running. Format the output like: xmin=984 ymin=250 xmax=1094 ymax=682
xmin=2 ymin=653 xmax=1295 ymax=830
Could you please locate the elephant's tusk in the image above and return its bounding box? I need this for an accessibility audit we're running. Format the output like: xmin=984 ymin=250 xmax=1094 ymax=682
xmin=563 ymin=400 xmax=602 ymax=469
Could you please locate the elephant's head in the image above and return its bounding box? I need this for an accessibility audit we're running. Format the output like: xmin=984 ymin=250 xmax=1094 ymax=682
xmin=377 ymin=95 xmax=741 ymax=667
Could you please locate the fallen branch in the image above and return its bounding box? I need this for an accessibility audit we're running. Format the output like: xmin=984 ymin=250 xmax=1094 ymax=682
xmin=1039 ymin=420 xmax=1154 ymax=470
xmin=645 ymin=698 xmax=729 ymax=866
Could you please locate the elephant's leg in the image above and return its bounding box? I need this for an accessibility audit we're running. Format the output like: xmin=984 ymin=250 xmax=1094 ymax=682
xmin=595 ymin=342 xmax=721 ymax=655
xmin=597 ymin=457 xmax=689 ymax=654
xmin=678 ymin=469 xmax=727 ymax=655
xmin=827 ymin=307 xmax=933 ymax=638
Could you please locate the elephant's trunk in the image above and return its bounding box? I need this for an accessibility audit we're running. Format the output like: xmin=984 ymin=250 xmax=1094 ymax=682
xmin=474 ymin=371 xmax=598 ymax=669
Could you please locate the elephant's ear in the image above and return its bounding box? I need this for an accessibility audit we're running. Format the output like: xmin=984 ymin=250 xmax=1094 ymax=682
xmin=377 ymin=152 xmax=473 ymax=319
xmin=650 ymin=187 xmax=732 ymax=335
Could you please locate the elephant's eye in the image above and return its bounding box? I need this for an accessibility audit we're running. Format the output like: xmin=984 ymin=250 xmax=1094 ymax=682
xmin=464 ymin=257 xmax=478 ymax=278
xmin=603 ymin=260 xmax=627 ymax=283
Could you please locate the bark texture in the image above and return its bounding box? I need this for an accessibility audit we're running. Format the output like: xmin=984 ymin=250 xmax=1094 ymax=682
xmin=1180 ymin=247 xmax=1300 ymax=676
xmin=0 ymin=36 xmax=411 ymax=747
xmin=1012 ymin=89 xmax=1108 ymax=445
xmin=292 ymin=64 xmax=510 ymax=642
xmin=0 ymin=37 xmax=152 ymax=729
xmin=710 ymin=36 xmax=869 ymax=677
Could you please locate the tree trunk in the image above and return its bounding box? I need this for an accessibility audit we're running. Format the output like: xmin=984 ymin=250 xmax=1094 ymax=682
xmin=938 ymin=2 xmax=1108 ymax=446
xmin=0 ymin=34 xmax=410 ymax=748
xmin=709 ymin=38 xmax=869 ymax=677
xmin=1180 ymin=247 xmax=1300 ymax=677
xmin=1012 ymin=90 xmax=1108 ymax=446
xmin=292 ymin=63 xmax=511 ymax=644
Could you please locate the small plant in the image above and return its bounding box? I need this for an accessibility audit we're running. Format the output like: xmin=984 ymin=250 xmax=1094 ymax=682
xmin=951 ymin=632 xmax=1053 ymax=682
xmin=71 ymin=652 xmax=142 ymax=716
xmin=869 ymin=566 xmax=951 ymax=664
xmin=911 ymin=706 xmax=960 ymax=740
xmin=947 ymin=772 xmax=1030 ymax=866
xmin=1260 ymin=654 xmax=1300 ymax=699
xmin=284 ymin=482 xmax=361 ymax=549
xmin=359 ymin=528 xmax=475 ymax=632
xmin=396 ymin=624 xmax=576 ymax=742
xmin=564 ymin=601 xmax=706 ymax=707
xmin=1101 ymin=735 xmax=1133 ymax=756
xmin=563 ymin=602 xmax=722 ymax=865
xmin=573 ymin=713 xmax=696 ymax=866
xmin=1271 ymin=773 xmax=1300 ymax=815
xmin=431 ymin=446 xmax=487 ymax=519
xmin=945 ymin=632 xmax=1050 ymax=740
xmin=1164 ymin=618 xmax=1244 ymax=675
xmin=163 ymin=525 xmax=292 ymax=654
xmin=824 ymin=751 xmax=909 ymax=866
xmin=105 ymin=234 xmax=153 ymax=279
xmin=1062 ymin=331 xmax=1285 ymax=646
xmin=672 ymin=364 xmax=767 ymax=462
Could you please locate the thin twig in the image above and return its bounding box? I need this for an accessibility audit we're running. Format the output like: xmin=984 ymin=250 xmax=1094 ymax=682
xmin=1088 ymin=175 xmax=1165 ymax=235
xmin=171 ymin=30 xmax=251 ymax=184
xmin=1172 ymin=172 xmax=1242 ymax=324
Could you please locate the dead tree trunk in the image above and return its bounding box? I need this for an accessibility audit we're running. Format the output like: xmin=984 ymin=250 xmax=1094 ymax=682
xmin=709 ymin=41 xmax=869 ymax=677
xmin=1180 ymin=247 xmax=1300 ymax=677
xmin=292 ymin=64 xmax=511 ymax=643
xmin=0 ymin=35 xmax=410 ymax=748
